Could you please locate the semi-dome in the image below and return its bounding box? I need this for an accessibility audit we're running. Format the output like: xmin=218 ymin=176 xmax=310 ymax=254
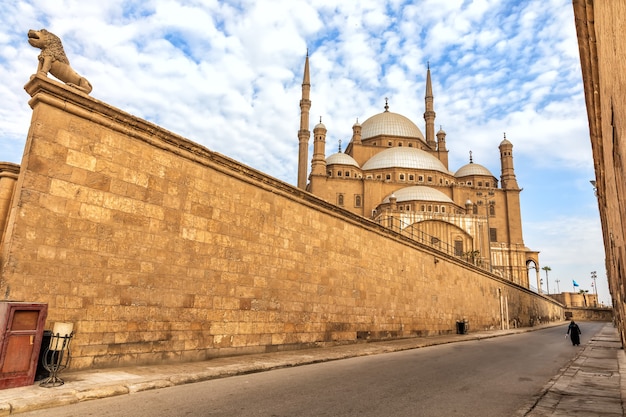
xmin=454 ymin=162 xmax=494 ymax=177
xmin=382 ymin=186 xmax=454 ymax=204
xmin=361 ymin=111 xmax=425 ymax=141
xmin=326 ymin=152 xmax=360 ymax=168
xmin=361 ymin=147 xmax=450 ymax=174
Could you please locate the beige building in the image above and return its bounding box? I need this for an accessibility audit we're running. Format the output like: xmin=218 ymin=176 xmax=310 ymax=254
xmin=573 ymin=0 xmax=626 ymax=344
xmin=297 ymin=56 xmax=540 ymax=288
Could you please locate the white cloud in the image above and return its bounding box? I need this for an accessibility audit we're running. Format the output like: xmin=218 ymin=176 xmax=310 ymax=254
xmin=0 ymin=0 xmax=609 ymax=302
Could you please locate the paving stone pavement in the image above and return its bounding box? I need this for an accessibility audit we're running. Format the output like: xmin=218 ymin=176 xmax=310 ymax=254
xmin=0 ymin=322 xmax=622 ymax=416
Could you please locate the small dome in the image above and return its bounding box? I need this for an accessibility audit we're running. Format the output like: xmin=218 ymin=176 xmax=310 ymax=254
xmin=326 ymin=152 xmax=360 ymax=168
xmin=314 ymin=122 xmax=326 ymax=130
xmin=382 ymin=186 xmax=454 ymax=204
xmin=361 ymin=111 xmax=425 ymax=141
xmin=362 ymin=147 xmax=450 ymax=174
xmin=454 ymin=163 xmax=494 ymax=178
xmin=500 ymin=138 xmax=512 ymax=146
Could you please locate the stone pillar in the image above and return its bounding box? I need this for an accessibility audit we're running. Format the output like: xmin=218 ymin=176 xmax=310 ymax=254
xmin=0 ymin=163 xmax=19 ymax=245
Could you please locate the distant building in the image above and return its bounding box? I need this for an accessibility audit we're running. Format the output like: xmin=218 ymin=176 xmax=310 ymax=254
xmin=297 ymin=56 xmax=540 ymax=287
xmin=551 ymin=292 xmax=599 ymax=308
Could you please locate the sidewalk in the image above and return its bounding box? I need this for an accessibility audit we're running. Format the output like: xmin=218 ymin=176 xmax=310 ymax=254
xmin=0 ymin=322 xmax=622 ymax=416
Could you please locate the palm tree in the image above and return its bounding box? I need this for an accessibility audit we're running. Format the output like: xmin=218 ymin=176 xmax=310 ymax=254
xmin=541 ymin=266 xmax=552 ymax=294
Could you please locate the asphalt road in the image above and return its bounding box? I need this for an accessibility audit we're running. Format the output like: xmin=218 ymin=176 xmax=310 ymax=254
xmin=19 ymin=321 xmax=603 ymax=417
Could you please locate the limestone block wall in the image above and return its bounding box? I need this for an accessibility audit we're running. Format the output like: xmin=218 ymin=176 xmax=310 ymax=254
xmin=0 ymin=75 xmax=563 ymax=370
xmin=573 ymin=0 xmax=626 ymax=346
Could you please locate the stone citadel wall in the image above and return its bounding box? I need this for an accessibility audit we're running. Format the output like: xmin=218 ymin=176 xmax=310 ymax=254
xmin=0 ymin=75 xmax=563 ymax=370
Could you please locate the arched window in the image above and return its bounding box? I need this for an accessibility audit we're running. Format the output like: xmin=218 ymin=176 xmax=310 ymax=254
xmin=338 ymin=194 xmax=344 ymax=206
xmin=355 ymin=195 xmax=362 ymax=207
xmin=489 ymin=205 xmax=495 ymax=216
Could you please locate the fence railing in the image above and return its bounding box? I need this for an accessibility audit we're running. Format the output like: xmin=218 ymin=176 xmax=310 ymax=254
xmin=374 ymin=216 xmax=486 ymax=269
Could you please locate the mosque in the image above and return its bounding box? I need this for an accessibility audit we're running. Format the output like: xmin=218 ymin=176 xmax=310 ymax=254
xmin=296 ymin=55 xmax=541 ymax=288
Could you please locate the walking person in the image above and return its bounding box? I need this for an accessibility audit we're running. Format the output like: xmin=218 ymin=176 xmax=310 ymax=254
xmin=567 ymin=320 xmax=582 ymax=346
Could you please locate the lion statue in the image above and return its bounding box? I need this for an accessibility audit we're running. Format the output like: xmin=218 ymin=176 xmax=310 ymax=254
xmin=28 ymin=29 xmax=93 ymax=94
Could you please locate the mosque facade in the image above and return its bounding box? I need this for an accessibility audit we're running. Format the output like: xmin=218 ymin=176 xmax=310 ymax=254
xmin=296 ymin=55 xmax=540 ymax=288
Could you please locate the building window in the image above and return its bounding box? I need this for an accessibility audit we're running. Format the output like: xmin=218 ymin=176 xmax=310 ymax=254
xmin=434 ymin=206 xmax=439 ymax=213
xmin=489 ymin=228 xmax=497 ymax=242
xmin=337 ymin=171 xmax=342 ymax=177
xmin=409 ymin=174 xmax=414 ymax=181
xmin=355 ymin=195 xmax=362 ymax=207
xmin=439 ymin=178 xmax=443 ymax=184
xmin=441 ymin=206 xmax=446 ymax=213
xmin=427 ymin=205 xmax=432 ymax=212
xmin=478 ymin=181 xmax=483 ymax=186
xmin=338 ymin=194 xmax=344 ymax=206
xmin=421 ymin=204 xmax=425 ymax=211
xmin=427 ymin=176 xmax=433 ymax=182
xmin=376 ymin=174 xmax=382 ymax=180
xmin=386 ymin=174 xmax=391 ymax=180
xmin=485 ymin=182 xmax=490 ymax=187
xmin=418 ymin=176 xmax=424 ymax=182
xmin=454 ymin=240 xmax=463 ymax=257
xmin=489 ymin=205 xmax=495 ymax=216
xmin=327 ymin=171 xmax=332 ymax=176
xmin=405 ymin=205 xmax=410 ymax=211
xmin=408 ymin=143 xmax=413 ymax=148
xmin=399 ymin=174 xmax=405 ymax=181
xmin=388 ymin=141 xmax=393 ymax=147
xmin=473 ymin=204 xmax=478 ymax=215
xmin=345 ymin=171 xmax=350 ymax=177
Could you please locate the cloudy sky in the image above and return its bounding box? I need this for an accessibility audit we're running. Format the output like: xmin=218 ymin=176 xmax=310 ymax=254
xmin=0 ymin=0 xmax=609 ymax=304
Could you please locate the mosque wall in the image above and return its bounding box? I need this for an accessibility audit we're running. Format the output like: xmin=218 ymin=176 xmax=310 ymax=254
xmin=0 ymin=74 xmax=563 ymax=370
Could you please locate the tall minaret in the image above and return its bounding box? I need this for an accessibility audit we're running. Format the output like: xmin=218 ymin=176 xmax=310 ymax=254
xmin=424 ymin=63 xmax=436 ymax=150
xmin=499 ymin=133 xmax=519 ymax=190
xmin=297 ymin=52 xmax=311 ymax=189
xmin=310 ymin=117 xmax=327 ymax=177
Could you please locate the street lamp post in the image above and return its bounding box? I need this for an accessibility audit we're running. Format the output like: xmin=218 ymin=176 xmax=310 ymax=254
xmin=476 ymin=191 xmax=495 ymax=273
xmin=541 ymin=266 xmax=551 ymax=294
xmin=555 ymin=279 xmax=560 ymax=293
xmin=591 ymin=271 xmax=597 ymax=305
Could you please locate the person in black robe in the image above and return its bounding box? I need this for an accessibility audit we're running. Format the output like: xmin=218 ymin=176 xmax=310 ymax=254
xmin=567 ymin=320 xmax=581 ymax=346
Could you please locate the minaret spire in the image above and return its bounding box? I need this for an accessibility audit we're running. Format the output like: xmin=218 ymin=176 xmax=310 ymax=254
xmin=424 ymin=63 xmax=436 ymax=149
xmin=499 ymin=132 xmax=519 ymax=190
xmin=297 ymin=51 xmax=311 ymax=189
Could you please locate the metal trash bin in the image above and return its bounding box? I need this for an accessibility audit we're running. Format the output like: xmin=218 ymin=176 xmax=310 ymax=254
xmin=35 ymin=330 xmax=52 ymax=381
xmin=456 ymin=320 xmax=469 ymax=334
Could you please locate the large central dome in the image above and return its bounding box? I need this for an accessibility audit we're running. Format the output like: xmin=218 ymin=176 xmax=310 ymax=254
xmin=362 ymin=147 xmax=450 ymax=174
xmin=361 ymin=111 xmax=425 ymax=141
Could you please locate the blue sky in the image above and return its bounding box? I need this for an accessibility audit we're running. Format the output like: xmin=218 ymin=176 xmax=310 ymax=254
xmin=0 ymin=0 xmax=608 ymax=304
